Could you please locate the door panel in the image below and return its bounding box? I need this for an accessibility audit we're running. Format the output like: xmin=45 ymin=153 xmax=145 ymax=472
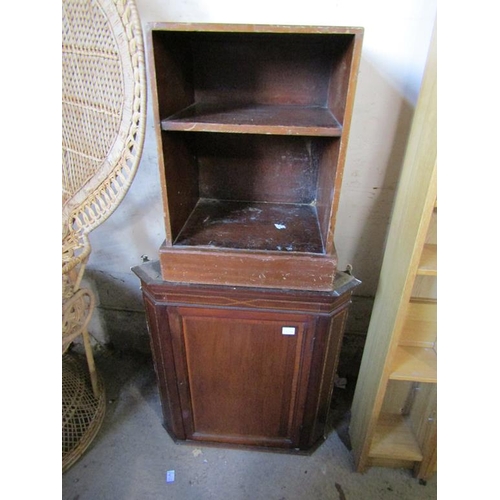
xmin=172 ymin=307 xmax=312 ymax=447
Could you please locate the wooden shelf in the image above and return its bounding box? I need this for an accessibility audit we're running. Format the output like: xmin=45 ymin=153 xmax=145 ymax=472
xmin=390 ymin=346 xmax=437 ymax=383
xmin=416 ymin=244 xmax=437 ymax=276
xmin=161 ymin=103 xmax=343 ymax=136
xmin=369 ymin=414 xmax=423 ymax=461
xmin=399 ymin=300 xmax=437 ymax=347
xmin=174 ymin=198 xmax=324 ymax=254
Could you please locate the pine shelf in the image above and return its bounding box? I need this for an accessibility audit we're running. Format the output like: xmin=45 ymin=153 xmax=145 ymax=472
xmin=369 ymin=414 xmax=423 ymax=461
xmin=399 ymin=300 xmax=437 ymax=348
xmin=389 ymin=346 xmax=437 ymax=383
xmin=416 ymin=244 xmax=437 ymax=276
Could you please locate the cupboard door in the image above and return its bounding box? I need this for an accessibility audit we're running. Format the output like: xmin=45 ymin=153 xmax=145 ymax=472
xmin=169 ymin=307 xmax=313 ymax=448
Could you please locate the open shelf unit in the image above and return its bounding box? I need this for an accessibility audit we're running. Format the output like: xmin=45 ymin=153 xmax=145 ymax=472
xmin=349 ymin=23 xmax=436 ymax=480
xmin=146 ymin=23 xmax=363 ymax=290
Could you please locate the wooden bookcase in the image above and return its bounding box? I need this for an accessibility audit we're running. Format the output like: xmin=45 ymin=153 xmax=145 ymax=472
xmin=146 ymin=23 xmax=363 ymax=291
xmin=348 ymin=24 xmax=436 ymax=480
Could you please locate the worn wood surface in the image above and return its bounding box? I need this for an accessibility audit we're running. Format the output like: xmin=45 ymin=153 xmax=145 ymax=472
xmin=174 ymin=199 xmax=324 ymax=253
xmin=134 ymin=260 xmax=359 ymax=312
xmin=195 ymin=133 xmax=321 ymax=205
xmin=146 ymin=23 xmax=363 ymax=287
xmin=159 ymin=244 xmax=337 ymax=291
xmin=162 ymin=103 xmax=343 ymax=136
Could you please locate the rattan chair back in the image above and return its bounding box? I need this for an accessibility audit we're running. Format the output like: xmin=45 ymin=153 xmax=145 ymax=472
xmin=62 ymin=0 xmax=146 ymax=247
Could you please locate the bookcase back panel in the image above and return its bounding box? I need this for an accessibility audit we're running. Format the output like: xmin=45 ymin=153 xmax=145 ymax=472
xmin=196 ymin=133 xmax=321 ymax=204
xmin=152 ymin=30 xmax=355 ymax=119
xmin=192 ymin=33 xmax=335 ymax=106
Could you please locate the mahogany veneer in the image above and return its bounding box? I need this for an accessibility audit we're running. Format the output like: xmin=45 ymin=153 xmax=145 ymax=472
xmin=133 ymin=260 xmax=360 ymax=451
xmin=147 ymin=23 xmax=363 ymax=290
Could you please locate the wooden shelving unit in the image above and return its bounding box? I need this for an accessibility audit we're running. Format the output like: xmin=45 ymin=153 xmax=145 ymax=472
xmin=138 ymin=22 xmax=365 ymax=453
xmin=146 ymin=23 xmax=363 ymax=290
xmin=349 ymin=22 xmax=437 ymax=480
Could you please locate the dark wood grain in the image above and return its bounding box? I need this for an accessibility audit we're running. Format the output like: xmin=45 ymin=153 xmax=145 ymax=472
xmin=146 ymin=23 xmax=364 ymax=288
xmin=178 ymin=308 xmax=308 ymax=446
xmin=159 ymin=244 xmax=337 ymax=291
xmin=134 ymin=260 xmax=359 ymax=314
xmin=133 ymin=261 xmax=361 ymax=451
xmin=196 ymin=133 xmax=321 ymax=205
xmin=316 ymin=139 xmax=341 ymax=252
xmin=160 ymin=133 xmax=200 ymax=244
xmin=325 ymin=30 xmax=364 ymax=252
xmin=162 ymin=103 xmax=342 ymax=136
xmin=174 ymin=199 xmax=324 ymax=253
xmin=143 ymin=297 xmax=186 ymax=439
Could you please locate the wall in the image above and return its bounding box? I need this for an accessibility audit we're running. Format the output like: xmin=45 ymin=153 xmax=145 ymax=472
xmin=83 ymin=0 xmax=437 ymax=353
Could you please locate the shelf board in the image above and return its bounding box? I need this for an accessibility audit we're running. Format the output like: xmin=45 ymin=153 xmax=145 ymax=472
xmin=389 ymin=346 xmax=437 ymax=383
xmin=416 ymin=244 xmax=437 ymax=276
xmin=174 ymin=198 xmax=324 ymax=254
xmin=369 ymin=414 xmax=423 ymax=461
xmin=161 ymin=103 xmax=343 ymax=136
xmin=399 ymin=300 xmax=437 ymax=347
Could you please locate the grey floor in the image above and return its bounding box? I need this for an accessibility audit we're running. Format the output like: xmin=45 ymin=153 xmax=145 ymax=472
xmin=62 ymin=350 xmax=437 ymax=500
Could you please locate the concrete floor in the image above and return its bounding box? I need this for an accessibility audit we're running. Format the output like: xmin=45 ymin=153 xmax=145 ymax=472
xmin=62 ymin=350 xmax=437 ymax=500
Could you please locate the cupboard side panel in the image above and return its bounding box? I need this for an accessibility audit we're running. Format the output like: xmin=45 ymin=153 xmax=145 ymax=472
xmin=300 ymin=301 xmax=351 ymax=449
xmin=143 ymin=294 xmax=186 ymax=439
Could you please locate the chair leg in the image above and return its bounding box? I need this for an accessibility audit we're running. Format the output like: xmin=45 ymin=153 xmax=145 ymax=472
xmin=82 ymin=328 xmax=99 ymax=398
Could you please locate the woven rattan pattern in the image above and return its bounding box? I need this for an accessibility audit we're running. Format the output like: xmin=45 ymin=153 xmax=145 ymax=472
xmin=62 ymin=0 xmax=146 ymax=240
xmin=62 ymin=353 xmax=106 ymax=473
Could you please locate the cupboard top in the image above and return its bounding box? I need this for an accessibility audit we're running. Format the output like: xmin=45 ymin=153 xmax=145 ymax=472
xmin=132 ymin=260 xmax=360 ymax=315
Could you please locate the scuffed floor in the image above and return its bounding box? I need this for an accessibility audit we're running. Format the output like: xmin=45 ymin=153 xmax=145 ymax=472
xmin=62 ymin=350 xmax=437 ymax=500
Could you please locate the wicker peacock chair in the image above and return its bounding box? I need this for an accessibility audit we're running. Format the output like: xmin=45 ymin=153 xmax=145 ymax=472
xmin=62 ymin=0 xmax=146 ymax=472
